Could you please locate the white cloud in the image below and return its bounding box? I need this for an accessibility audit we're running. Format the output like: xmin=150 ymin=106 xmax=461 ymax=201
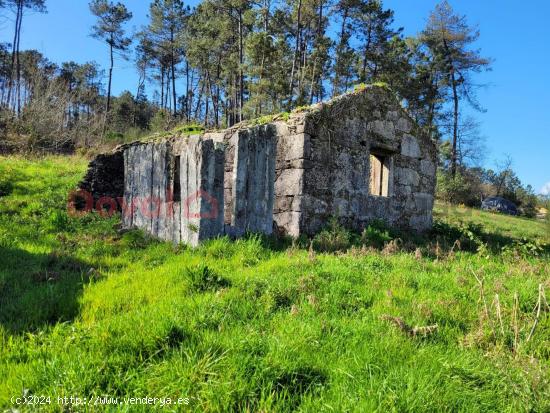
xmin=540 ymin=181 xmax=550 ymax=196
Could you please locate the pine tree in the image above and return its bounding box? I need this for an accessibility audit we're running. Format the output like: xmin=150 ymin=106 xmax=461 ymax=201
xmin=146 ymin=0 xmax=188 ymax=115
xmin=185 ymin=0 xmax=232 ymax=125
xmin=332 ymin=0 xmax=360 ymax=96
xmin=4 ymin=0 xmax=47 ymax=115
xmin=421 ymin=1 xmax=490 ymax=177
xmin=307 ymin=0 xmax=332 ymax=104
xmin=399 ymin=37 xmax=444 ymax=141
xmin=353 ymin=0 xmax=402 ymax=84
xmin=285 ymin=0 xmax=328 ymax=105
xmin=89 ymin=0 xmax=132 ymax=118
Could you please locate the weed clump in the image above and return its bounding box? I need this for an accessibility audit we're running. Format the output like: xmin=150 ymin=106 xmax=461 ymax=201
xmin=120 ymin=229 xmax=156 ymax=249
xmin=313 ymin=218 xmax=397 ymax=252
xmin=360 ymin=219 xmax=393 ymax=248
xmin=185 ymin=265 xmax=231 ymax=292
xmin=313 ymin=218 xmax=351 ymax=252
xmin=0 ymin=180 xmax=13 ymax=197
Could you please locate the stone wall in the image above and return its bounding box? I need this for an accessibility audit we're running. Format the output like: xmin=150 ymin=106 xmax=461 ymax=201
xmin=271 ymin=118 xmax=309 ymax=237
xmin=78 ymin=149 xmax=125 ymax=207
xmin=296 ymin=86 xmax=437 ymax=234
xmin=229 ymin=126 xmax=276 ymax=236
xmin=80 ymin=85 xmax=436 ymax=245
xmin=119 ymin=128 xmax=275 ymax=245
xmin=122 ymin=137 xmax=224 ymax=246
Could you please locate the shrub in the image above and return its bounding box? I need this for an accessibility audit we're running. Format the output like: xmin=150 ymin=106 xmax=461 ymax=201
xmin=150 ymin=108 xmax=176 ymax=132
xmin=185 ymin=265 xmax=231 ymax=292
xmin=46 ymin=210 xmax=73 ymax=232
xmin=432 ymin=220 xmax=484 ymax=252
xmin=313 ymin=218 xmax=351 ymax=252
xmin=120 ymin=229 xmax=155 ymax=249
xmin=436 ymin=170 xmax=482 ymax=207
xmin=0 ymin=180 xmax=13 ymax=197
xmin=104 ymin=131 xmax=124 ymax=142
xmin=502 ymin=238 xmax=545 ymax=258
xmin=173 ymin=122 xmax=204 ymax=135
xmin=360 ymin=220 xmax=393 ymax=248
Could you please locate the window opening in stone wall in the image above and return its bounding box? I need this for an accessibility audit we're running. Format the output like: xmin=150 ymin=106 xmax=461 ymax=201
xmin=370 ymin=151 xmax=390 ymax=197
xmin=173 ymin=156 xmax=181 ymax=202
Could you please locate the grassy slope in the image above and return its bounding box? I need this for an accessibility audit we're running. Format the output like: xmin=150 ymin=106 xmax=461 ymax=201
xmin=0 ymin=156 xmax=549 ymax=412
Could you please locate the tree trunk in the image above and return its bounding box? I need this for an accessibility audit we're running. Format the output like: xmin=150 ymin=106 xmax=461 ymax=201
xmin=238 ymin=9 xmax=244 ymax=122
xmin=426 ymin=72 xmax=439 ymax=142
xmin=6 ymin=1 xmax=22 ymax=111
xmin=189 ymin=69 xmax=195 ymax=120
xmin=170 ymin=28 xmax=177 ymax=116
xmin=215 ymin=57 xmax=221 ymax=127
xmin=204 ymin=73 xmax=210 ymax=128
xmin=185 ymin=61 xmax=190 ymax=121
xmin=106 ymin=40 xmax=114 ymax=115
xmin=442 ymin=38 xmax=459 ymax=178
xmin=160 ymin=66 xmax=164 ymax=109
xmin=361 ymin=26 xmax=373 ymax=82
xmin=309 ymin=59 xmax=317 ymax=105
xmin=288 ymin=0 xmax=302 ymax=105
xmin=166 ymin=70 xmax=171 ymax=111
xmin=257 ymin=53 xmax=265 ymax=116
xmin=332 ymin=6 xmax=349 ymax=96
xmin=102 ymin=38 xmax=114 ymax=138
xmin=171 ymin=60 xmax=176 ymax=114
xmin=15 ymin=3 xmax=23 ymax=117
xmin=450 ymin=69 xmax=459 ymax=177
xmin=194 ymin=75 xmax=204 ymax=119
xmin=229 ymin=76 xmax=234 ymax=125
xmin=309 ymin=0 xmax=324 ymax=104
xmin=205 ymin=69 xmax=218 ymax=128
xmin=298 ymin=31 xmax=308 ymax=100
xmin=257 ymin=0 xmax=270 ymax=116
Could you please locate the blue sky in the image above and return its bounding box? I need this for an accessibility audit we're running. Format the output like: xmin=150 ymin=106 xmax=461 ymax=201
xmin=1 ymin=0 xmax=549 ymax=194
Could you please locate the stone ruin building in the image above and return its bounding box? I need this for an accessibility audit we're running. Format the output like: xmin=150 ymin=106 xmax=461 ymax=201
xmin=79 ymin=85 xmax=437 ymax=246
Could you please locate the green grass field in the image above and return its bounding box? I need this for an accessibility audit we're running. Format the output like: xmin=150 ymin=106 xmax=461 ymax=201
xmin=0 ymin=156 xmax=549 ymax=412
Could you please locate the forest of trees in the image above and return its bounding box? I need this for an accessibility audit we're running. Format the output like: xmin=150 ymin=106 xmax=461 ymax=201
xmin=0 ymin=0 xmax=544 ymax=213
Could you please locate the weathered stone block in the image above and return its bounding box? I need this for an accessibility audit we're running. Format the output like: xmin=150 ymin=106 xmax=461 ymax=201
xmin=301 ymin=195 xmax=328 ymax=215
xmin=275 ymin=168 xmax=304 ymax=196
xmin=386 ymin=110 xmax=399 ymax=122
xmin=280 ymin=133 xmax=310 ymax=161
xmin=401 ymin=134 xmax=421 ymax=158
xmin=420 ymin=159 xmax=436 ymax=177
xmin=230 ymin=127 xmax=276 ymax=236
xmin=410 ymin=213 xmax=432 ymax=231
xmin=368 ymin=119 xmax=396 ymax=140
xmin=274 ymin=195 xmax=303 ymax=213
xmin=273 ymin=211 xmax=301 ymax=237
xmin=396 ymin=117 xmax=412 ymax=133
xmin=397 ymin=167 xmax=420 ymax=187
xmin=414 ymin=193 xmax=434 ymax=213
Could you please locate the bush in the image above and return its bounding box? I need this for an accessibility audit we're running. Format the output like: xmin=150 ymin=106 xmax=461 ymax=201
xmin=120 ymin=229 xmax=155 ymax=249
xmin=432 ymin=220 xmax=484 ymax=252
xmin=436 ymin=170 xmax=482 ymax=207
xmin=313 ymin=218 xmax=351 ymax=252
xmin=104 ymin=131 xmax=124 ymax=142
xmin=502 ymin=238 xmax=545 ymax=258
xmin=150 ymin=108 xmax=176 ymax=132
xmin=173 ymin=122 xmax=205 ymax=135
xmin=0 ymin=180 xmax=13 ymax=197
xmin=360 ymin=220 xmax=393 ymax=248
xmin=122 ymin=127 xmax=149 ymax=142
xmin=185 ymin=265 xmax=231 ymax=292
